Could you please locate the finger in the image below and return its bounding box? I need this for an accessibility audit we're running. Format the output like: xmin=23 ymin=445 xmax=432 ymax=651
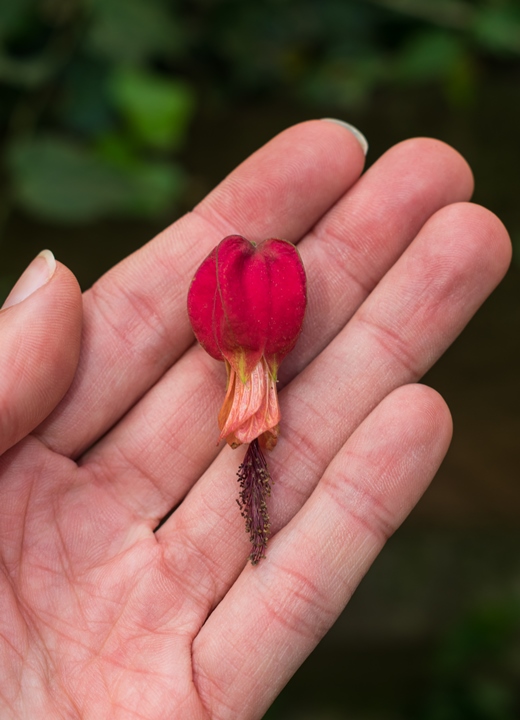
xmin=0 ymin=252 xmax=82 ymax=455
xmin=191 ymin=384 xmax=452 ymax=719
xmin=82 ymin=138 xmax=474 ymax=524
xmin=36 ymin=120 xmax=366 ymax=457
xmin=156 ymin=201 xmax=510 ymax=601
xmin=280 ymin=135 xmax=474 ymax=381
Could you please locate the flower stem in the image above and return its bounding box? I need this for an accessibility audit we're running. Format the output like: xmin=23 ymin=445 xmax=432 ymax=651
xmin=236 ymin=439 xmax=272 ymax=565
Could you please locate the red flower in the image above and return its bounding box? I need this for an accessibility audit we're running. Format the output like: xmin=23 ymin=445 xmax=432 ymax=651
xmin=188 ymin=235 xmax=306 ymax=448
xmin=188 ymin=235 xmax=306 ymax=563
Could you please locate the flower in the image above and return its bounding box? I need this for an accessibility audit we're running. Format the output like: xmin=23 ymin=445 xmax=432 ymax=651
xmin=188 ymin=234 xmax=306 ymax=448
xmin=187 ymin=234 xmax=306 ymax=563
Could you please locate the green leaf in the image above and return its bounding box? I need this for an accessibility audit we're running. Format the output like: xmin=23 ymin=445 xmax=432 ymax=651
xmin=0 ymin=0 xmax=33 ymax=39
xmin=396 ymin=31 xmax=465 ymax=84
xmin=8 ymin=136 xmax=131 ymax=222
xmin=57 ymin=60 xmax=114 ymax=136
xmin=85 ymin=0 xmax=184 ymax=64
xmin=95 ymin=132 xmax=139 ymax=168
xmin=7 ymin=135 xmax=184 ymax=223
xmin=0 ymin=52 xmax=57 ymax=87
xmin=109 ymin=68 xmax=195 ymax=150
xmin=472 ymin=6 xmax=520 ymax=55
xmin=95 ymin=133 xmax=186 ymax=215
xmin=126 ymin=160 xmax=185 ymax=216
xmin=301 ymin=55 xmax=384 ymax=109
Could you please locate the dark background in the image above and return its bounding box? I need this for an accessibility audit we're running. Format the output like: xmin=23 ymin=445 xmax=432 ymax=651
xmin=1 ymin=1 xmax=519 ymax=718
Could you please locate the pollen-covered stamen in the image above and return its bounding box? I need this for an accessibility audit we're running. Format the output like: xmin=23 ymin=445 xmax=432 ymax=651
xmin=237 ymin=439 xmax=273 ymax=565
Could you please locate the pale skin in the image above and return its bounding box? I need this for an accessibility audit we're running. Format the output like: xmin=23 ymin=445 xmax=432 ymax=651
xmin=0 ymin=121 xmax=512 ymax=719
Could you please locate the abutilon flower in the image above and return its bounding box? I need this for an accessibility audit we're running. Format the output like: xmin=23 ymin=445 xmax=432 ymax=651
xmin=187 ymin=235 xmax=306 ymax=564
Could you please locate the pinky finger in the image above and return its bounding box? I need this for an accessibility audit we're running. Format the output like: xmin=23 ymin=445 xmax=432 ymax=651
xmin=192 ymin=383 xmax=452 ymax=720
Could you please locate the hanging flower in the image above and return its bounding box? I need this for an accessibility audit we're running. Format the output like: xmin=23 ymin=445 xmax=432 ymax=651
xmin=188 ymin=235 xmax=306 ymax=563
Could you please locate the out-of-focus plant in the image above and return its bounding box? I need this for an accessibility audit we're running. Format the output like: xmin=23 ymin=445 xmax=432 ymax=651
xmin=0 ymin=0 xmax=194 ymax=228
xmin=416 ymin=598 xmax=520 ymax=720
xmin=186 ymin=0 xmax=520 ymax=109
xmin=1 ymin=0 xmax=520 ymax=228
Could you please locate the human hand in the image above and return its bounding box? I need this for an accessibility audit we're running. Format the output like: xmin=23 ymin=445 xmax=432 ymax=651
xmin=0 ymin=121 xmax=511 ymax=719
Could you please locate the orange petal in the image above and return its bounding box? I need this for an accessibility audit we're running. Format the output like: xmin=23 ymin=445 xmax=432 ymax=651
xmin=218 ymin=358 xmax=280 ymax=447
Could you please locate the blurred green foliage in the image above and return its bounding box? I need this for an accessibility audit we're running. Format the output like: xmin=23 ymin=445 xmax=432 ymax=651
xmin=0 ymin=0 xmax=193 ymax=225
xmin=418 ymin=598 xmax=520 ymax=720
xmin=1 ymin=0 xmax=520 ymax=225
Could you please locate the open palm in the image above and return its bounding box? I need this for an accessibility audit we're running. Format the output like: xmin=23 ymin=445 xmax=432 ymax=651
xmin=0 ymin=122 xmax=510 ymax=719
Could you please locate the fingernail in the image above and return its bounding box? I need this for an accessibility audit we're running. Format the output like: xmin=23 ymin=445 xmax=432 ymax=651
xmin=1 ymin=250 xmax=56 ymax=310
xmin=321 ymin=118 xmax=369 ymax=156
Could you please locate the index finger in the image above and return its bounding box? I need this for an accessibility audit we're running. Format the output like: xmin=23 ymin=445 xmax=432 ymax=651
xmin=36 ymin=121 xmax=366 ymax=458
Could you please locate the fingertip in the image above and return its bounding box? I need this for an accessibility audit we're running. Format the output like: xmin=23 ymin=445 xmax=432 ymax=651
xmin=1 ymin=249 xmax=56 ymax=310
xmin=0 ymin=257 xmax=83 ymax=454
xmin=320 ymin=118 xmax=369 ymax=156
xmin=424 ymin=200 xmax=513 ymax=284
xmin=392 ymin=382 xmax=453 ymax=455
xmin=385 ymin=137 xmax=475 ymax=202
xmin=195 ymin=117 xmax=367 ymax=246
xmin=457 ymin=201 xmax=513 ymax=272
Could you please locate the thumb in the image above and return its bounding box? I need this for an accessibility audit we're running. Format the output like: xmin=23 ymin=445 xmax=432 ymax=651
xmin=0 ymin=250 xmax=82 ymax=455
